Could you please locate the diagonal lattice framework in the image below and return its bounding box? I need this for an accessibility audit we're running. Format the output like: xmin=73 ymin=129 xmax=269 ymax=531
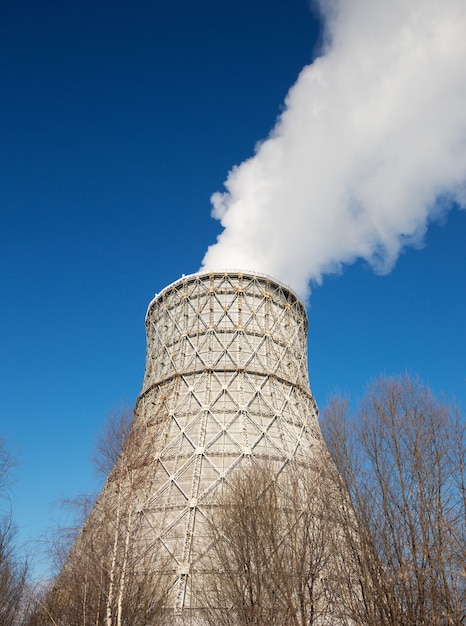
xmin=134 ymin=271 xmax=323 ymax=614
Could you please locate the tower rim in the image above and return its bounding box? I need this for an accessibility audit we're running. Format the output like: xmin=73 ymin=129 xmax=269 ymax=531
xmin=145 ymin=270 xmax=306 ymax=322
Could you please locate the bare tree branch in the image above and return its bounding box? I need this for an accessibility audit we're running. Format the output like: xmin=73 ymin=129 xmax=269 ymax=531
xmin=322 ymin=374 xmax=466 ymax=626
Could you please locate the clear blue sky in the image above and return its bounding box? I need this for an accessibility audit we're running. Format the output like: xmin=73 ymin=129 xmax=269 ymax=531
xmin=1 ymin=0 xmax=465 ymax=578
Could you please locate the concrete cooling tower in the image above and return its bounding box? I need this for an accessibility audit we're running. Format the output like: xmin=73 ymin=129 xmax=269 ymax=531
xmin=134 ymin=271 xmax=323 ymax=612
xmin=52 ymin=271 xmax=337 ymax=625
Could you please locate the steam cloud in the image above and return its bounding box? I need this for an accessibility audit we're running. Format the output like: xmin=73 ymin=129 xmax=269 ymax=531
xmin=201 ymin=0 xmax=466 ymax=299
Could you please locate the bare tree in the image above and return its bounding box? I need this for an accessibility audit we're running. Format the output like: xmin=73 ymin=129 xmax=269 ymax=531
xmin=0 ymin=437 xmax=29 ymax=626
xmin=0 ymin=436 xmax=16 ymax=495
xmin=93 ymin=405 xmax=134 ymax=478
xmin=0 ymin=517 xmax=29 ymax=626
xmin=29 ymin=409 xmax=170 ymax=626
xmin=200 ymin=457 xmax=347 ymax=626
xmin=322 ymin=374 xmax=466 ymax=626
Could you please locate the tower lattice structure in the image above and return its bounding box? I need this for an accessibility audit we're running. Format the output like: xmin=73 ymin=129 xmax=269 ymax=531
xmin=133 ymin=271 xmax=323 ymax=614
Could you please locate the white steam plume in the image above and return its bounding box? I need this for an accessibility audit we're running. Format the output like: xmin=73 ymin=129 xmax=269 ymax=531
xmin=201 ymin=0 xmax=466 ymax=299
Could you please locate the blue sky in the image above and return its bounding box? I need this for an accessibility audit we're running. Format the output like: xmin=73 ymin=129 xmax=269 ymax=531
xmin=1 ymin=0 xmax=465 ymax=577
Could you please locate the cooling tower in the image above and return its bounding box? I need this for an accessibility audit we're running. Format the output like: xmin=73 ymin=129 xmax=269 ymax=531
xmin=133 ymin=271 xmax=323 ymax=614
xmin=51 ymin=271 xmax=333 ymax=626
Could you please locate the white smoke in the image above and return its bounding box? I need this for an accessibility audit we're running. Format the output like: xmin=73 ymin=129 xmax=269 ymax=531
xmin=201 ymin=0 xmax=466 ymax=299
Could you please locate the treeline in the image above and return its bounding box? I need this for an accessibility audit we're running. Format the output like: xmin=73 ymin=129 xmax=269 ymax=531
xmin=4 ymin=375 xmax=466 ymax=625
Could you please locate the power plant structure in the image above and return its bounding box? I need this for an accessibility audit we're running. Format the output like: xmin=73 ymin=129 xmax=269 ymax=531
xmin=53 ymin=271 xmax=341 ymax=624
xmin=135 ymin=271 xmax=323 ymax=613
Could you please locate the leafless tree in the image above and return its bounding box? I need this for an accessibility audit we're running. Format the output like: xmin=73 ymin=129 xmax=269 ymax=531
xmin=322 ymin=374 xmax=466 ymax=626
xmin=0 ymin=437 xmax=29 ymax=626
xmin=28 ymin=409 xmax=170 ymax=626
xmin=92 ymin=405 xmax=134 ymax=478
xmin=0 ymin=436 xmax=17 ymax=496
xmin=0 ymin=516 xmax=29 ymax=626
xmin=200 ymin=457 xmax=348 ymax=626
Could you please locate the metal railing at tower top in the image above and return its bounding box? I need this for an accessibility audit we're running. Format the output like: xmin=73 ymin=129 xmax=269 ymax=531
xmin=145 ymin=270 xmax=305 ymax=322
